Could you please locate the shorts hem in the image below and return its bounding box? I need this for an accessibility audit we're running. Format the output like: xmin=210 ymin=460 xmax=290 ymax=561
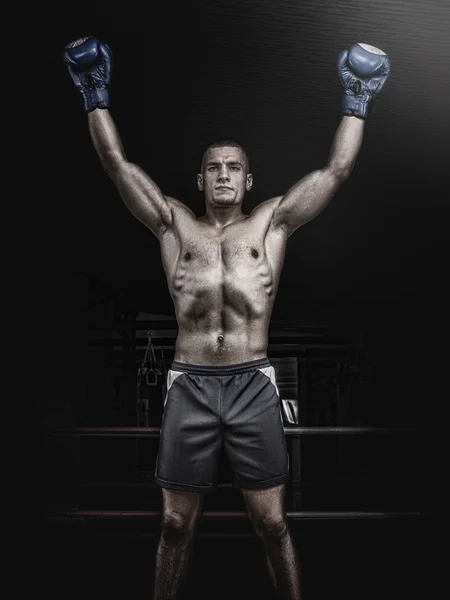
xmin=235 ymin=473 xmax=290 ymax=491
xmin=154 ymin=476 xmax=216 ymax=494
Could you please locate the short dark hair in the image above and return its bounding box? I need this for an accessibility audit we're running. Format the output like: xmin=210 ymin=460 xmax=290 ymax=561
xmin=201 ymin=138 xmax=249 ymax=173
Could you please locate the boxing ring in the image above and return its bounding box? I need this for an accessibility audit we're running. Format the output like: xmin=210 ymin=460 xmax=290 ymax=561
xmin=42 ymin=317 xmax=428 ymax=539
xmin=46 ymin=424 xmax=422 ymax=530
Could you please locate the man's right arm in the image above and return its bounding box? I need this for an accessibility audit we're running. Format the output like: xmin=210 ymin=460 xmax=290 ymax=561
xmin=88 ymin=108 xmax=173 ymax=238
xmin=63 ymin=36 xmax=177 ymax=238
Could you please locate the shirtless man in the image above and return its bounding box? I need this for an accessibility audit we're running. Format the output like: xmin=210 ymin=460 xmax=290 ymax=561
xmin=64 ymin=37 xmax=390 ymax=599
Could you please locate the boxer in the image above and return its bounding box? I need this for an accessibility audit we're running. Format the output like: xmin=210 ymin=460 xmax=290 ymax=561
xmin=64 ymin=37 xmax=390 ymax=599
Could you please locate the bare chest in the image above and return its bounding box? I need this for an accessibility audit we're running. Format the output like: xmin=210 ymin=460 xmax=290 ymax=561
xmin=184 ymin=234 xmax=261 ymax=268
xmin=174 ymin=232 xmax=271 ymax=292
xmin=160 ymin=216 xmax=287 ymax=299
xmin=171 ymin=232 xmax=275 ymax=320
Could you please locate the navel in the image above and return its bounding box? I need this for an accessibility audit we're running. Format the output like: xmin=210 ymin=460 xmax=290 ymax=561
xmin=217 ymin=335 xmax=224 ymax=344
xmin=251 ymin=248 xmax=259 ymax=259
xmin=184 ymin=252 xmax=191 ymax=261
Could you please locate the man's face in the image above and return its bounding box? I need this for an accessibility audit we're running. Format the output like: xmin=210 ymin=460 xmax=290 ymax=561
xmin=197 ymin=146 xmax=253 ymax=207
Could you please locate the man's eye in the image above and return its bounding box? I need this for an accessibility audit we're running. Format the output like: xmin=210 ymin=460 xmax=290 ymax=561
xmin=208 ymin=166 xmax=217 ymax=171
xmin=231 ymin=166 xmax=239 ymax=171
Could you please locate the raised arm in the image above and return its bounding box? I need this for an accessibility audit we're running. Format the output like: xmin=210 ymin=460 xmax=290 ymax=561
xmin=272 ymin=43 xmax=390 ymax=237
xmin=88 ymin=108 xmax=172 ymax=237
xmin=272 ymin=116 xmax=364 ymax=235
xmin=64 ymin=36 xmax=174 ymax=238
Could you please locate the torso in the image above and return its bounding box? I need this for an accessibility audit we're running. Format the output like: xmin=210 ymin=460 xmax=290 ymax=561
xmin=160 ymin=197 xmax=288 ymax=365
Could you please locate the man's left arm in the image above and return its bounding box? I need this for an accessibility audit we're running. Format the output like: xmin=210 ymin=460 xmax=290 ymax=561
xmin=272 ymin=43 xmax=390 ymax=237
xmin=272 ymin=116 xmax=364 ymax=235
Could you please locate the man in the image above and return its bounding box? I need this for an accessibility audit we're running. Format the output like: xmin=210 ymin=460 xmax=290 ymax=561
xmin=64 ymin=37 xmax=390 ymax=599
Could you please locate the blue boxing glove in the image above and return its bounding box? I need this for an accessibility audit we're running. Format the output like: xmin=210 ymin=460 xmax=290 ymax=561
xmin=63 ymin=37 xmax=112 ymax=112
xmin=338 ymin=43 xmax=390 ymax=118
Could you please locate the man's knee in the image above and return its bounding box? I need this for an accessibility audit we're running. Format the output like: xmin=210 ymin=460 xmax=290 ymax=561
xmin=251 ymin=513 xmax=288 ymax=541
xmin=162 ymin=509 xmax=199 ymax=540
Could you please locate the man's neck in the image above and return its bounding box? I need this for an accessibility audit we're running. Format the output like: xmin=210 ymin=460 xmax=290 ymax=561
xmin=201 ymin=205 xmax=246 ymax=228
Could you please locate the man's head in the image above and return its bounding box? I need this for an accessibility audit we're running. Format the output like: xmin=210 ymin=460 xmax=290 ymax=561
xmin=197 ymin=138 xmax=253 ymax=208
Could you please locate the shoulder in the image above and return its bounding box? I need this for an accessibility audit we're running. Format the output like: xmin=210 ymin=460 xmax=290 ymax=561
xmin=164 ymin=195 xmax=197 ymax=219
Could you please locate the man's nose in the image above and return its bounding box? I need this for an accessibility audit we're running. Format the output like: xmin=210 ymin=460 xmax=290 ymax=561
xmin=217 ymin=166 xmax=230 ymax=181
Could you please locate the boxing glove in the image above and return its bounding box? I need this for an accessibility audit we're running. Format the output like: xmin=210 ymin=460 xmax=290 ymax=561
xmin=63 ymin=37 xmax=112 ymax=112
xmin=337 ymin=43 xmax=390 ymax=118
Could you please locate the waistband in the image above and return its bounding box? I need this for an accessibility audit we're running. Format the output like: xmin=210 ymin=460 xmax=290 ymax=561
xmin=170 ymin=357 xmax=271 ymax=376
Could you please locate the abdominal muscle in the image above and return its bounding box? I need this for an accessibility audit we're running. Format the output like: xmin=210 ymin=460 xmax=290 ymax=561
xmin=170 ymin=263 xmax=274 ymax=365
xmin=174 ymin=315 xmax=270 ymax=365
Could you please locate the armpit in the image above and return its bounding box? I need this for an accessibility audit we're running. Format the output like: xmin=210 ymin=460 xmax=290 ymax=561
xmin=250 ymin=196 xmax=283 ymax=217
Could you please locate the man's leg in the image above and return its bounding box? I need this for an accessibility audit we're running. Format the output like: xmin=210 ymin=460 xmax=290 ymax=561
xmin=152 ymin=488 xmax=204 ymax=600
xmin=242 ymin=483 xmax=301 ymax=600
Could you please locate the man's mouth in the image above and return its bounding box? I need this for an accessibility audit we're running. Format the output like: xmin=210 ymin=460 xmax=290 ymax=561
xmin=216 ymin=186 xmax=233 ymax=191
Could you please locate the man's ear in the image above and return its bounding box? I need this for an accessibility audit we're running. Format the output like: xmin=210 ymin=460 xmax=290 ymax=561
xmin=246 ymin=173 xmax=253 ymax=191
xmin=197 ymin=174 xmax=204 ymax=191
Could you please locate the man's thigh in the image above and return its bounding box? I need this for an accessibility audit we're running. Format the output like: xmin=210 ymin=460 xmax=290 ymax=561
xmin=155 ymin=371 xmax=222 ymax=493
xmin=241 ymin=483 xmax=286 ymax=521
xmin=223 ymin=369 xmax=289 ymax=490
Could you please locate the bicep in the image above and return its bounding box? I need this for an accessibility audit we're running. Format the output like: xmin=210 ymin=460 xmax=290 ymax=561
xmin=112 ymin=161 xmax=174 ymax=237
xmin=272 ymin=168 xmax=345 ymax=236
